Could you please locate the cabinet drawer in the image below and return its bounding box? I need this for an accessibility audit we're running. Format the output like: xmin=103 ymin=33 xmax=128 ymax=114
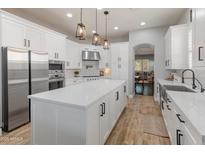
xmin=171 ymin=99 xmax=202 ymax=144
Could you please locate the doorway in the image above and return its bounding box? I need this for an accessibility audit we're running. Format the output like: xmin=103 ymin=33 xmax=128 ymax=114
xmin=134 ymin=44 xmax=154 ymax=96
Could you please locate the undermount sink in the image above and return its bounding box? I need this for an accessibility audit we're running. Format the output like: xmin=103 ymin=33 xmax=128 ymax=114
xmin=163 ymin=85 xmax=196 ymax=93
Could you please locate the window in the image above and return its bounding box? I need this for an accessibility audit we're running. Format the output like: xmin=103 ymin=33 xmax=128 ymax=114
xmin=135 ymin=59 xmax=152 ymax=72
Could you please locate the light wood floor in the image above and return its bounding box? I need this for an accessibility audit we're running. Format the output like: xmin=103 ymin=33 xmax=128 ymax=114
xmin=0 ymin=96 xmax=170 ymax=145
xmin=106 ymin=96 xmax=170 ymax=144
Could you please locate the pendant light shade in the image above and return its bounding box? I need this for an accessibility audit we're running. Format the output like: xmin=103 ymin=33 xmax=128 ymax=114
xmin=92 ymin=9 xmax=101 ymax=46
xmin=76 ymin=8 xmax=86 ymax=40
xmin=103 ymin=11 xmax=109 ymax=49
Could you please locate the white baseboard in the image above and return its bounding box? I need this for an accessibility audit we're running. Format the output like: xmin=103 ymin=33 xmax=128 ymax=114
xmin=128 ymin=95 xmax=134 ymax=99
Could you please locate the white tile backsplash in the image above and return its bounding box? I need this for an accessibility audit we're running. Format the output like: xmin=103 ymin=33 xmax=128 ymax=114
xmin=80 ymin=61 xmax=100 ymax=76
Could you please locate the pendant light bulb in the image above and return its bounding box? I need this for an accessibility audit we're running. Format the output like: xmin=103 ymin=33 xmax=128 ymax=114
xmin=76 ymin=8 xmax=86 ymax=40
xmin=92 ymin=9 xmax=101 ymax=46
xmin=103 ymin=11 xmax=109 ymax=49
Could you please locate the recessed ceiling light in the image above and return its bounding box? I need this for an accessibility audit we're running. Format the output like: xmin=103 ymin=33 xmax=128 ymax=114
xmin=140 ymin=22 xmax=146 ymax=26
xmin=92 ymin=30 xmax=96 ymax=33
xmin=97 ymin=8 xmax=103 ymax=10
xmin=67 ymin=13 xmax=73 ymax=18
xmin=114 ymin=26 xmax=119 ymax=30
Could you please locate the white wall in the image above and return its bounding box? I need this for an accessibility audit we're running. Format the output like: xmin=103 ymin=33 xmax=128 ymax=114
xmin=129 ymin=26 xmax=169 ymax=99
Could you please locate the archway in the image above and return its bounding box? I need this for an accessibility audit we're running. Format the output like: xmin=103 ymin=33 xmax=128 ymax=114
xmin=133 ymin=43 xmax=155 ymax=96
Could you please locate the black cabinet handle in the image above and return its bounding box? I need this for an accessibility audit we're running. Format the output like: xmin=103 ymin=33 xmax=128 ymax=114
xmin=167 ymin=98 xmax=171 ymax=102
xmin=102 ymin=102 xmax=105 ymax=115
xmin=176 ymin=114 xmax=185 ymax=123
xmin=161 ymin=100 xmax=164 ymax=110
xmin=190 ymin=9 xmax=192 ymax=22
xmin=179 ymin=133 xmax=183 ymax=145
xmin=198 ymin=46 xmax=204 ymax=61
xmin=167 ymin=105 xmax=171 ymax=110
xmin=100 ymin=104 xmax=103 ymax=116
xmin=124 ymin=85 xmax=126 ymax=93
xmin=176 ymin=129 xmax=182 ymax=145
xmin=116 ymin=91 xmax=119 ymax=101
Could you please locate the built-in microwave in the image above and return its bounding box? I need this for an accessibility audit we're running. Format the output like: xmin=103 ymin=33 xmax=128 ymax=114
xmin=49 ymin=60 xmax=65 ymax=74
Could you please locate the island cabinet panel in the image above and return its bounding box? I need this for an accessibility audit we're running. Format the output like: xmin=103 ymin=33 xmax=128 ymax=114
xmin=31 ymin=101 xmax=85 ymax=145
xmin=30 ymin=80 xmax=127 ymax=145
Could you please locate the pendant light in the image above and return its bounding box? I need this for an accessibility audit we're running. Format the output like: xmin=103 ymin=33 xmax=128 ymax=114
xmin=103 ymin=11 xmax=109 ymax=49
xmin=76 ymin=8 xmax=86 ymax=40
xmin=92 ymin=9 xmax=101 ymax=46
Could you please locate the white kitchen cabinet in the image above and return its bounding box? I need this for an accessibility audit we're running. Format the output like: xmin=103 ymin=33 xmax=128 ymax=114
xmin=99 ymin=97 xmax=110 ymax=144
xmin=26 ymin=26 xmax=46 ymax=52
xmin=1 ymin=16 xmax=47 ymax=52
xmin=46 ymin=32 xmax=66 ymax=61
xmin=192 ymin=8 xmax=205 ymax=67
xmin=65 ymin=40 xmax=81 ymax=69
xmin=111 ymin=42 xmax=129 ymax=81
xmin=159 ymin=83 xmax=203 ymax=145
xmin=164 ymin=24 xmax=189 ymax=69
xmin=1 ymin=18 xmax=26 ymax=49
xmin=30 ymin=80 xmax=127 ymax=144
xmin=110 ymin=42 xmax=129 ymax=96
xmin=99 ymin=48 xmax=111 ymax=69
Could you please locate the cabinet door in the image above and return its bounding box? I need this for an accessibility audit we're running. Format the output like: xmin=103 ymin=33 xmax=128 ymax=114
xmin=119 ymin=43 xmax=129 ymax=80
xmin=66 ymin=40 xmax=81 ymax=69
xmin=2 ymin=18 xmax=26 ymax=49
xmin=110 ymin=44 xmax=120 ymax=79
xmin=164 ymin=29 xmax=171 ymax=69
xmin=26 ymin=26 xmax=46 ymax=52
xmin=56 ymin=37 xmax=66 ymax=61
xmin=99 ymin=97 xmax=110 ymax=144
xmin=109 ymin=90 xmax=118 ymax=129
xmin=193 ymin=8 xmax=205 ymax=67
xmin=99 ymin=48 xmax=106 ymax=69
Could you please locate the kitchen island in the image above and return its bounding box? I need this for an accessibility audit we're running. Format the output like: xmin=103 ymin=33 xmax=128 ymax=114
xmin=28 ymin=79 xmax=127 ymax=145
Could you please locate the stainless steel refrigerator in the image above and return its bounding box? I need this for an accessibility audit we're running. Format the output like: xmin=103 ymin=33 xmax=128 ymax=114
xmin=1 ymin=47 xmax=48 ymax=132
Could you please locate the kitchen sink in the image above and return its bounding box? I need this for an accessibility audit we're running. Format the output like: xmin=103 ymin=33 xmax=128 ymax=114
xmin=163 ymin=85 xmax=196 ymax=93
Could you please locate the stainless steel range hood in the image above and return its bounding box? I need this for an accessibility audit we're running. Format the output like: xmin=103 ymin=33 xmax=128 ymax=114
xmin=82 ymin=51 xmax=101 ymax=61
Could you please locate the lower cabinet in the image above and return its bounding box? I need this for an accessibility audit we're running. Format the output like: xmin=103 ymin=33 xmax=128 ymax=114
xmin=161 ymin=92 xmax=202 ymax=145
xmin=85 ymin=82 xmax=127 ymax=144
xmin=99 ymin=97 xmax=110 ymax=144
xmin=31 ymin=82 xmax=127 ymax=145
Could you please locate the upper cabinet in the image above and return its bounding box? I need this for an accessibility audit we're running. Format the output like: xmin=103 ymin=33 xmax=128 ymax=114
xmin=99 ymin=48 xmax=111 ymax=69
xmin=1 ymin=16 xmax=46 ymax=52
xmin=25 ymin=26 xmax=46 ymax=52
xmin=65 ymin=40 xmax=81 ymax=69
xmin=164 ymin=24 xmax=190 ymax=69
xmin=192 ymin=8 xmax=205 ymax=67
xmin=1 ymin=17 xmax=26 ymax=49
xmin=110 ymin=42 xmax=129 ymax=81
xmin=46 ymin=33 xmax=66 ymax=61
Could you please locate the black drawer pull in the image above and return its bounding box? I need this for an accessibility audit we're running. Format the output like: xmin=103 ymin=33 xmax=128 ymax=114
xmin=198 ymin=46 xmax=204 ymax=61
xmin=167 ymin=105 xmax=171 ymax=110
xmin=176 ymin=129 xmax=183 ymax=145
xmin=100 ymin=104 xmax=103 ymax=116
xmin=176 ymin=114 xmax=185 ymax=123
xmin=102 ymin=102 xmax=105 ymax=115
xmin=116 ymin=91 xmax=119 ymax=101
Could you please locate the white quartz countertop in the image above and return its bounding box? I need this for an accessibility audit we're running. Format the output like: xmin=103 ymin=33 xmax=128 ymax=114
xmin=29 ymin=79 xmax=126 ymax=109
xmin=157 ymin=79 xmax=205 ymax=138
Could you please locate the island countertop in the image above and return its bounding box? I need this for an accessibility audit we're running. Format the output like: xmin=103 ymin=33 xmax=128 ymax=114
xmin=28 ymin=79 xmax=126 ymax=109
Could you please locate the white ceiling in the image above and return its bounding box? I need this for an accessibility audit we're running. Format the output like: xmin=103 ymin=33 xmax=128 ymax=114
xmin=3 ymin=8 xmax=186 ymax=42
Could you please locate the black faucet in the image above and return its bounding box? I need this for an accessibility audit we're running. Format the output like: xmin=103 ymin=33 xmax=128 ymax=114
xmin=182 ymin=69 xmax=197 ymax=89
xmin=195 ymin=78 xmax=205 ymax=93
